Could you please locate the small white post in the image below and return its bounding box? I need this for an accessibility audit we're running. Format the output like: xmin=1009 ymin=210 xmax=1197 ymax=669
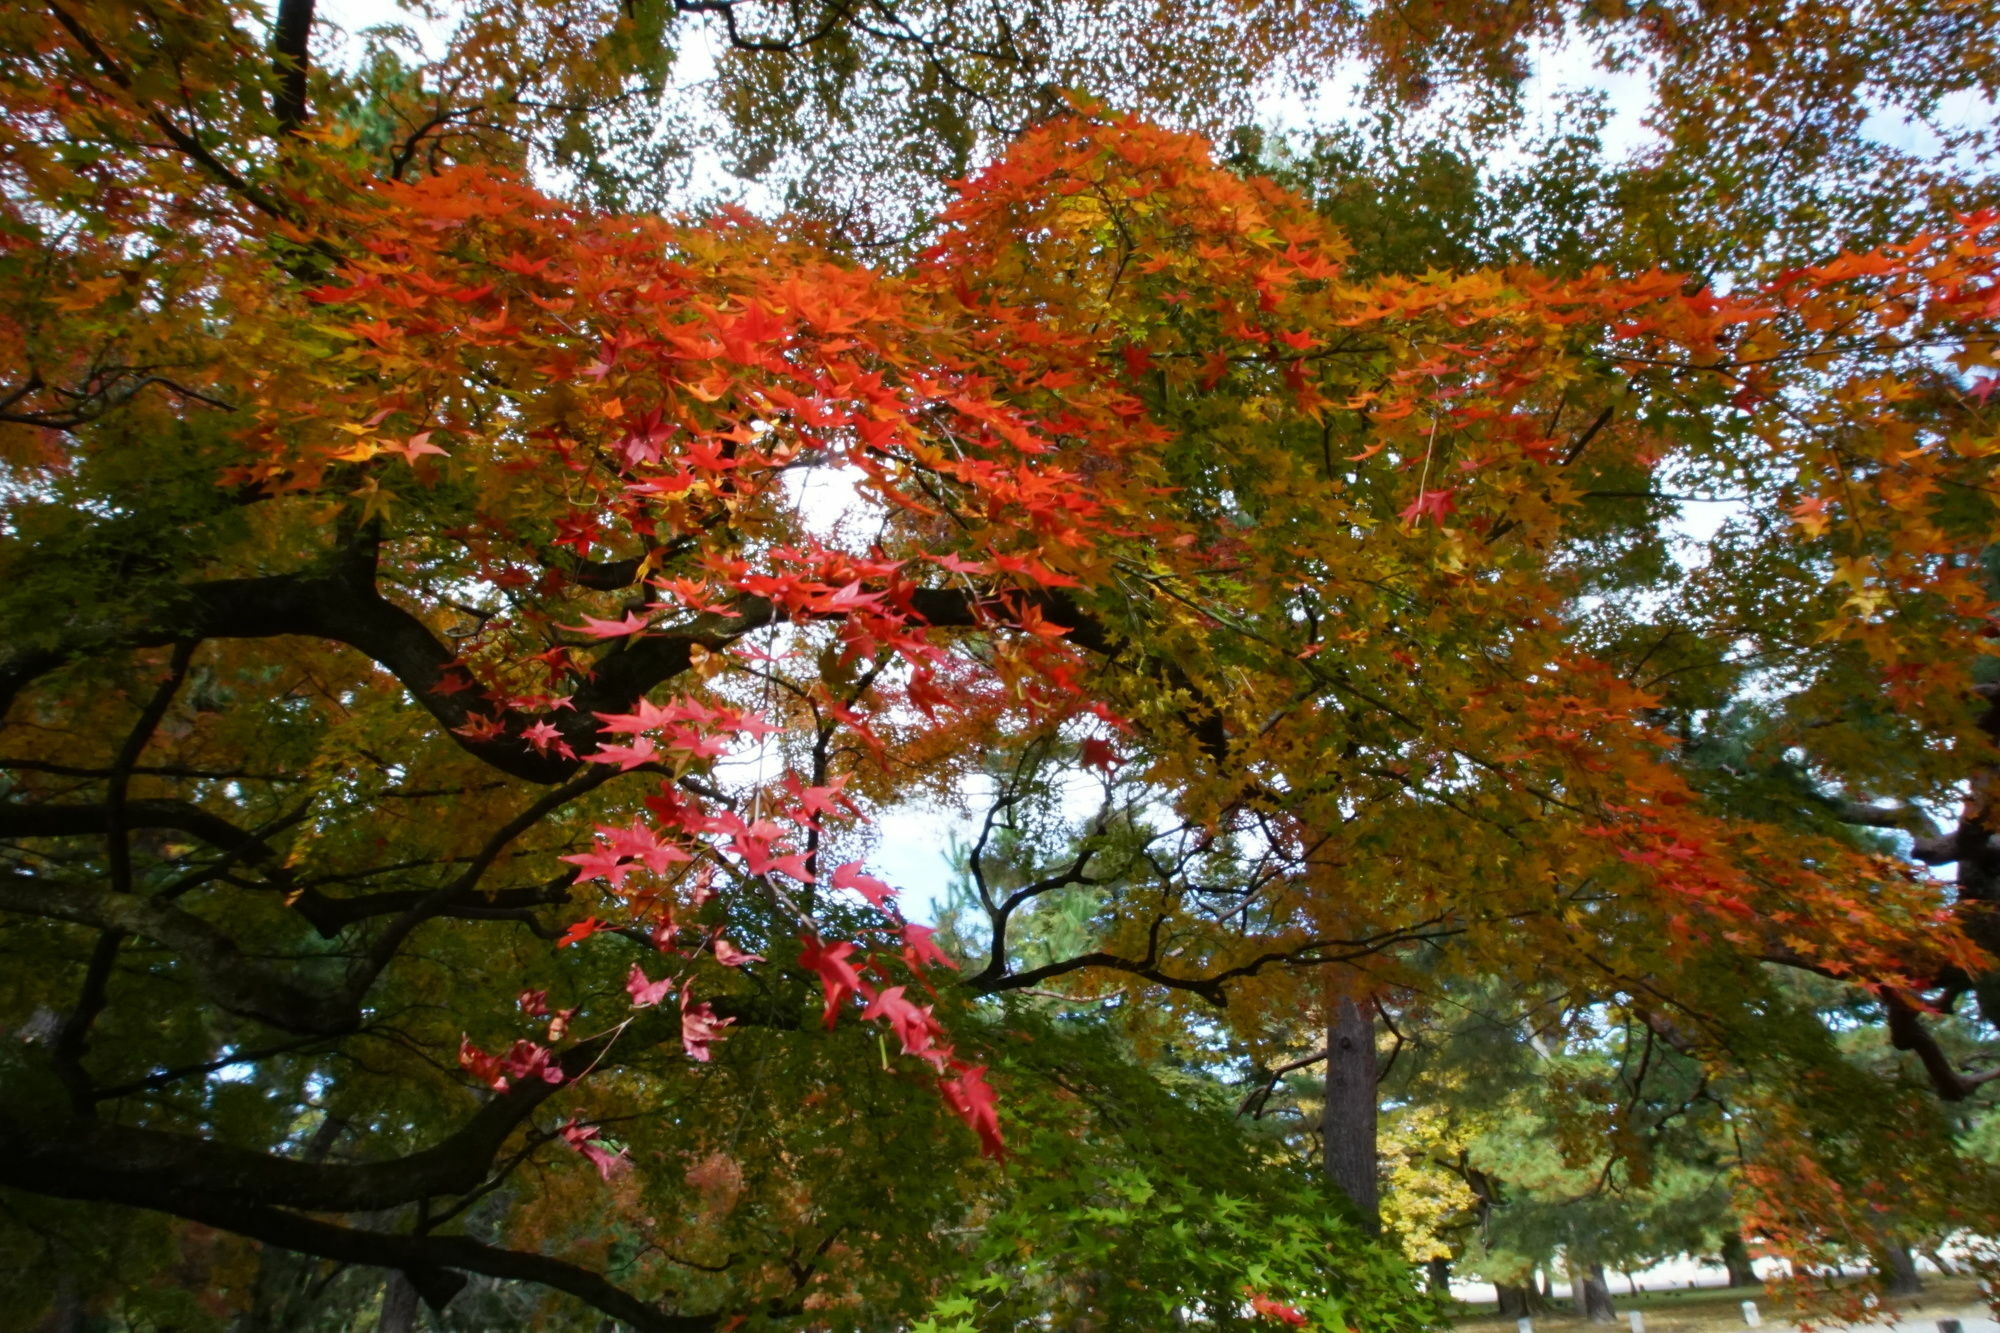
xmin=1518 ymin=1317 xmax=1534 ymax=1333
xmin=1630 ymin=1311 xmax=1646 ymax=1333
xmin=1741 ymin=1300 xmax=1763 ymax=1328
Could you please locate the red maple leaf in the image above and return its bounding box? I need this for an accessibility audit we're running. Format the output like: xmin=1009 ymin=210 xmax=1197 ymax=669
xmin=558 ymin=610 xmax=655 ymax=639
xmin=1079 ymin=736 xmax=1122 ymax=773
xmin=521 ymin=719 xmax=569 ymax=754
xmin=627 ymin=963 xmax=673 ymax=1007
xmin=1246 ymin=1291 xmax=1309 ymax=1326
xmin=680 ymin=988 xmax=733 ymax=1062
xmin=601 ymin=817 xmax=692 ymax=872
xmin=734 ymin=835 xmax=815 ymax=883
xmin=559 ymin=1120 xmax=630 ymax=1181
xmin=797 ymin=936 xmax=863 ymax=1028
xmin=561 ymin=845 xmax=633 ymax=889
xmin=556 ymin=916 xmax=616 ymax=948
xmin=939 ymin=1063 xmax=1005 ymax=1159
xmin=929 ymin=552 xmax=989 ymax=575
xmin=711 ymin=935 xmax=764 ymax=967
xmin=552 ymin=511 xmax=602 ymax=555
xmin=459 ymin=1037 xmax=510 ymax=1091
xmin=584 ymin=736 xmax=659 ymax=771
xmin=498 ymin=1038 xmax=564 ymax=1086
xmin=901 ymin=921 xmax=958 ymax=973
xmin=594 ymin=698 xmax=684 ymax=734
xmin=784 ymin=773 xmax=853 ymax=824
xmin=832 ymin=860 xmax=897 ymax=912
xmin=1398 ymin=486 xmax=1457 ymax=527
xmin=860 ymin=984 xmax=945 ymax=1062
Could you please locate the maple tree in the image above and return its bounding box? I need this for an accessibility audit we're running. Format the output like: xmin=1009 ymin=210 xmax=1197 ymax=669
xmin=7 ymin=0 xmax=2000 ymax=1326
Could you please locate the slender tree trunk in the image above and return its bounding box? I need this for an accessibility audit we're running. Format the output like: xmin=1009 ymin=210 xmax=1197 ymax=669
xmin=1874 ymin=1242 xmax=1923 ymax=1296
xmin=235 ymin=1246 xmax=307 ymax=1332
xmin=35 ymin=1268 xmax=84 ymax=1333
xmin=1427 ymin=1256 xmax=1451 ymax=1296
xmin=378 ymin=1272 xmax=421 ymax=1333
xmin=235 ymin=1112 xmax=351 ymax=1332
xmin=1720 ymin=1231 xmax=1760 ymax=1288
xmin=1322 ymin=994 xmax=1378 ymax=1232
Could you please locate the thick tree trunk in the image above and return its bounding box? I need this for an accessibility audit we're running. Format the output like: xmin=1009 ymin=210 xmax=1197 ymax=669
xmin=1874 ymin=1242 xmax=1923 ymax=1296
xmin=1720 ymin=1231 xmax=1760 ymax=1288
xmin=1322 ymin=995 xmax=1379 ymax=1232
xmin=1496 ymin=1284 xmax=1537 ymax=1318
xmin=1575 ymin=1261 xmax=1617 ymax=1323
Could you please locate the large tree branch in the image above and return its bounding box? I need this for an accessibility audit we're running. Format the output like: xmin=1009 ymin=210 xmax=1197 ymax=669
xmin=0 ymin=565 xmax=1125 ymax=783
xmin=43 ymin=1016 xmax=646 ymax=1207
xmin=0 ymin=872 xmax=357 ymax=1035
xmin=1832 ymin=799 xmax=1942 ymax=838
xmin=65 ymin=1000 xmax=798 ymax=1204
xmin=1882 ymin=987 xmax=2000 ymax=1102
xmin=0 ymin=797 xmax=287 ymax=870
xmin=293 ymin=879 xmax=575 ymax=936
xmin=5 ymin=772 xmax=602 ymax=927
xmin=967 ymin=921 xmax=1459 ymax=1006
xmin=0 ymin=1139 xmax=723 ymax=1331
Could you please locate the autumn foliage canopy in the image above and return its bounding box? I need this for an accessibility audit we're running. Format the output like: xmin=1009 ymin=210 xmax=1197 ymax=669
xmin=6 ymin=0 xmax=2000 ymax=1327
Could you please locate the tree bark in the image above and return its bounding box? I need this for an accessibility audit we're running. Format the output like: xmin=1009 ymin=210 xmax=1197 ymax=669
xmin=1426 ymin=1256 xmax=1451 ymax=1297
xmin=1720 ymin=1230 xmax=1760 ymax=1288
xmin=379 ymin=1272 xmax=422 ymax=1333
xmin=1322 ymin=995 xmax=1378 ymax=1232
xmin=1874 ymin=1242 xmax=1923 ymax=1296
xmin=34 ymin=1268 xmax=84 ymax=1333
xmin=1575 ymin=1260 xmax=1617 ymax=1323
xmin=1496 ymin=1284 xmax=1535 ymax=1318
